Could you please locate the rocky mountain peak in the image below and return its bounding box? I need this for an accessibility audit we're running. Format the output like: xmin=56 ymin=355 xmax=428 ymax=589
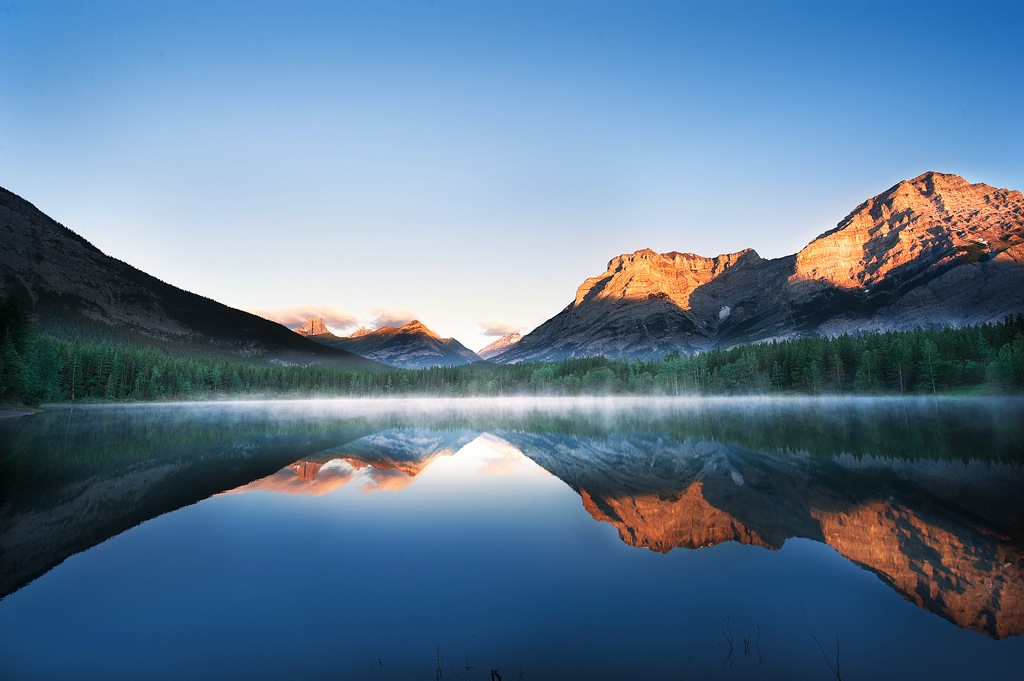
xmin=793 ymin=172 xmax=1024 ymax=290
xmin=295 ymin=317 xmax=330 ymax=336
xmin=350 ymin=326 xmax=374 ymax=338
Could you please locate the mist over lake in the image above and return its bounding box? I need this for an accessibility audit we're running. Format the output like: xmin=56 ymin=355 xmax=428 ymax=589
xmin=1 ymin=396 xmax=1022 ymax=680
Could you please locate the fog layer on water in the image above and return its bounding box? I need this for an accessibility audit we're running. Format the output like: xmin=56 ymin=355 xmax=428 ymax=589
xmin=25 ymin=394 xmax=1024 ymax=463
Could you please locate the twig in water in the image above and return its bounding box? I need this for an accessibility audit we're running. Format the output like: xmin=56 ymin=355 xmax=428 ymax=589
xmin=490 ymin=669 xmax=503 ymax=681
xmin=756 ymin=621 xmax=762 ymax=668
xmin=802 ymin=603 xmax=842 ymax=680
xmin=464 ymin=634 xmax=476 ymax=671
xmin=435 ymin=646 xmax=444 ymax=681
xmin=721 ymin=615 xmax=734 ymax=670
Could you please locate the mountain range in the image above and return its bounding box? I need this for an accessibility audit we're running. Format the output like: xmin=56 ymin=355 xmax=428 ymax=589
xmin=0 ymin=187 xmax=375 ymax=369
xmin=494 ymin=171 xmax=1024 ymax=362
xmin=295 ymin=317 xmax=480 ymax=369
xmin=3 ymin=171 xmax=1022 ymax=368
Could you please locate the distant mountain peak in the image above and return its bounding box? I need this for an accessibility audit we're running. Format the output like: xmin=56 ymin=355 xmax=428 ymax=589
xmin=295 ymin=317 xmax=331 ymax=336
xmin=304 ymin=317 xmax=479 ymax=368
xmin=478 ymin=332 xmax=522 ymax=360
xmin=398 ymin=319 xmax=438 ymax=338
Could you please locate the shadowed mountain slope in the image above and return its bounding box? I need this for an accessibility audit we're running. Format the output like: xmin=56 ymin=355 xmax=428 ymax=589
xmin=0 ymin=187 xmax=377 ymax=368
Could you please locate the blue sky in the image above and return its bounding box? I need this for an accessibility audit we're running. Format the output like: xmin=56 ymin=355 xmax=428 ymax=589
xmin=2 ymin=0 xmax=1022 ymax=350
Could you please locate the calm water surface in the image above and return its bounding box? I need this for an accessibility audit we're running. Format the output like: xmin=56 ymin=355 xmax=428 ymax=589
xmin=0 ymin=397 xmax=1022 ymax=681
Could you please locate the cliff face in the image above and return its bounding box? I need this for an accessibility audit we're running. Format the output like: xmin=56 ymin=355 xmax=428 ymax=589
xmin=573 ymin=249 xmax=758 ymax=310
xmin=793 ymin=172 xmax=1024 ymax=289
xmin=497 ymin=172 xmax=1024 ymax=362
xmin=295 ymin=317 xmax=330 ymax=336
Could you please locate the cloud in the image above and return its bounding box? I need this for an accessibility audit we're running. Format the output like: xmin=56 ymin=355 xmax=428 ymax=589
xmin=369 ymin=306 xmax=419 ymax=329
xmin=479 ymin=321 xmax=521 ymax=337
xmin=247 ymin=305 xmax=359 ymax=333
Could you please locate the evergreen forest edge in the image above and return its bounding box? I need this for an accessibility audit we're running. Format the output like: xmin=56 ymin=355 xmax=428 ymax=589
xmin=2 ymin=295 xmax=1023 ymax=406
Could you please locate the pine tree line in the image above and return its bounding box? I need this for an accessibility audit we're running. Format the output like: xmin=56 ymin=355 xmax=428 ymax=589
xmin=2 ymin=294 xmax=1023 ymax=405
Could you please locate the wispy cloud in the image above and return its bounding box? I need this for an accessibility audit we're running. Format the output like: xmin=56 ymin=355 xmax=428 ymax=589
xmin=249 ymin=305 xmax=427 ymax=334
xmin=370 ymin=306 xmax=419 ymax=329
xmin=479 ymin=321 xmax=521 ymax=337
xmin=248 ymin=305 xmax=359 ymax=333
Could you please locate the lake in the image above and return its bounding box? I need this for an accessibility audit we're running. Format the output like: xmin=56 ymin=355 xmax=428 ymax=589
xmin=1 ymin=396 xmax=1022 ymax=680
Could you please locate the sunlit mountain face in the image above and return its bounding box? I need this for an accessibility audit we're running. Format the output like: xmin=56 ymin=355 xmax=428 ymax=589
xmin=496 ymin=172 xmax=1024 ymax=363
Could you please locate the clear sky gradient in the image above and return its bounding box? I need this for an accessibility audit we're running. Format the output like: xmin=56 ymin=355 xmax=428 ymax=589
xmin=2 ymin=1 xmax=1022 ymax=351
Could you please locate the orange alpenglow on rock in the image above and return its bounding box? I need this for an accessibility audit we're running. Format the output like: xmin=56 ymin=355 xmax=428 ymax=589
xmin=295 ymin=317 xmax=330 ymax=336
xmin=579 ymin=483 xmax=770 ymax=553
xmin=574 ymin=248 xmax=758 ymax=310
xmin=495 ymin=171 xmax=1024 ymax=363
xmin=792 ymin=171 xmax=1024 ymax=289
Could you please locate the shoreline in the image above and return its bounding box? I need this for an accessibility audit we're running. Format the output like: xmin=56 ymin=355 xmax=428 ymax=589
xmin=0 ymin=405 xmax=43 ymax=419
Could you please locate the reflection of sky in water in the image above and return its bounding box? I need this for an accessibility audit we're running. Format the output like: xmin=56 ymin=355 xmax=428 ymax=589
xmin=0 ymin=398 xmax=1022 ymax=681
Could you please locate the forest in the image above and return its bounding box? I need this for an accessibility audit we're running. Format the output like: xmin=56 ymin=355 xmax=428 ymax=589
xmin=2 ymin=295 xmax=1023 ymax=405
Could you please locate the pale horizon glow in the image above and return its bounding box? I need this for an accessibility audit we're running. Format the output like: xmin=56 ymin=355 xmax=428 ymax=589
xmin=2 ymin=1 xmax=1022 ymax=351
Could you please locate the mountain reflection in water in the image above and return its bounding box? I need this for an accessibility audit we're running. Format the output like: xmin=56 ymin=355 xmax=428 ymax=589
xmin=2 ymin=397 xmax=1022 ymax=645
xmin=214 ymin=399 xmax=1024 ymax=640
